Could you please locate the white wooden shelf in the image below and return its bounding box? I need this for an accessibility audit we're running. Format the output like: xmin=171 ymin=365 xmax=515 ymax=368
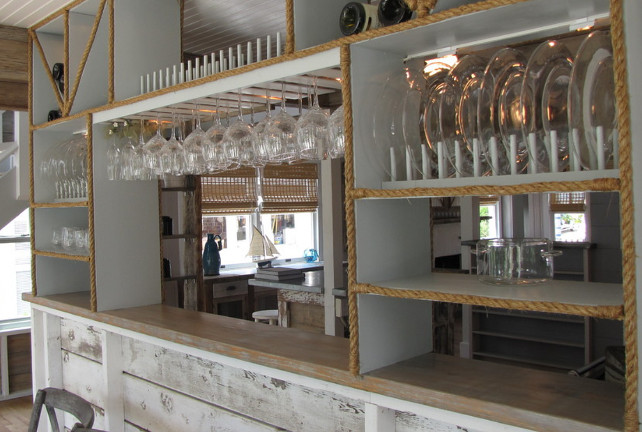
xmin=471 ymin=307 xmax=586 ymax=323
xmin=363 ymin=272 xmax=622 ymax=310
xmin=471 ymin=351 xmax=580 ymax=370
xmin=382 ymin=169 xmax=620 ymax=193
xmin=472 ymin=329 xmax=585 ymax=348
xmin=353 ymin=0 xmax=609 ymax=59
xmin=92 ymin=48 xmax=341 ymax=125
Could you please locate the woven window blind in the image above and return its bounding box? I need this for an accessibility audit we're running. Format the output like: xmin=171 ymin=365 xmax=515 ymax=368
xmin=201 ymin=167 xmax=258 ymax=215
xmin=550 ymin=192 xmax=586 ymax=212
xmin=479 ymin=195 xmax=499 ymax=205
xmin=261 ymin=163 xmax=319 ymax=213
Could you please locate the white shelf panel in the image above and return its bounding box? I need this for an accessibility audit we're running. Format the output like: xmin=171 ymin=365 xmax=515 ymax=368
xmin=93 ymin=48 xmax=341 ymax=124
xmin=354 ymin=0 xmax=609 ymax=58
xmin=382 ymin=169 xmax=619 ymax=192
xmin=365 ymin=272 xmax=622 ymax=308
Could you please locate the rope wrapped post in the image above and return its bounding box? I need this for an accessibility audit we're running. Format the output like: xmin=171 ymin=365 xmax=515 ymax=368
xmin=609 ymin=0 xmax=639 ymax=429
xmin=285 ymin=0 xmax=295 ymax=54
xmin=340 ymin=43 xmax=361 ymax=376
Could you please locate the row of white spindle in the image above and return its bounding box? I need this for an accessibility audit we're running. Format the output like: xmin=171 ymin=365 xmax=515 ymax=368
xmin=390 ymin=126 xmax=619 ymax=181
xmin=140 ymin=33 xmax=283 ymax=95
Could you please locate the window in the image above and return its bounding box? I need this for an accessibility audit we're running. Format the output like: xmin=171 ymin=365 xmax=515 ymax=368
xmin=479 ymin=196 xmax=500 ymax=239
xmin=550 ymin=192 xmax=587 ymax=242
xmin=201 ymin=163 xmax=319 ymax=266
xmin=202 ymin=214 xmax=254 ymax=266
xmin=0 ymin=209 xmax=31 ymax=322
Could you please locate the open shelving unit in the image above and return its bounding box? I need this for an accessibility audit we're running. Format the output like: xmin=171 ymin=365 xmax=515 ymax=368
xmin=27 ymin=0 xmax=641 ymax=429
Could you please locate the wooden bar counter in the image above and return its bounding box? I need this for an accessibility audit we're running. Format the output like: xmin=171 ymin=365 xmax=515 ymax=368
xmin=25 ymin=292 xmax=623 ymax=431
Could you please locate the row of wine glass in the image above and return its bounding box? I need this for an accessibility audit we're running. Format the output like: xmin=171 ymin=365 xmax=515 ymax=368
xmin=39 ymin=135 xmax=88 ymax=200
xmin=107 ymin=83 xmax=345 ymax=181
xmin=377 ymin=29 xmax=617 ymax=181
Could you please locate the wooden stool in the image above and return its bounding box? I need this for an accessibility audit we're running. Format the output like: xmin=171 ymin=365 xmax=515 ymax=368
xmin=252 ymin=309 xmax=278 ymax=325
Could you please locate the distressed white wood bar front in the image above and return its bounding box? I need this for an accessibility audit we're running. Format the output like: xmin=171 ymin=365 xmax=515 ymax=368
xmin=27 ymin=293 xmax=621 ymax=432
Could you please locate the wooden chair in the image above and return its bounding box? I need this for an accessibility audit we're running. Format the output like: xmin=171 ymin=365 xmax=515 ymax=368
xmin=28 ymin=387 xmax=95 ymax=432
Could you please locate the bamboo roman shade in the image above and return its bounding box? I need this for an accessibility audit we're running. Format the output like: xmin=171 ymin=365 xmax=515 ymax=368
xmin=201 ymin=167 xmax=258 ymax=214
xmin=549 ymin=192 xmax=586 ymax=212
xmin=261 ymin=163 xmax=319 ymax=213
xmin=201 ymin=163 xmax=319 ymax=214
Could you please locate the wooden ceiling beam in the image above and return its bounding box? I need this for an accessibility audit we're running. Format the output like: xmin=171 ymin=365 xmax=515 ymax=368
xmin=0 ymin=25 xmax=28 ymax=111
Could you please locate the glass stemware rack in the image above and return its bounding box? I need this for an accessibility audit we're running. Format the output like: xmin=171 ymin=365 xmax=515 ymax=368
xmin=28 ymin=0 xmax=640 ymax=429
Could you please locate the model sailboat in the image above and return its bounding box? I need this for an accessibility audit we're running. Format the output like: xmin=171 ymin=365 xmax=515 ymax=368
xmin=246 ymin=225 xmax=279 ymax=268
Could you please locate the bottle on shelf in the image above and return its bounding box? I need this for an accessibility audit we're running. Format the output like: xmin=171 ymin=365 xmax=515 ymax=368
xmin=202 ymin=233 xmax=222 ymax=276
xmin=339 ymin=2 xmax=380 ymax=36
xmin=52 ymin=63 xmax=64 ymax=93
xmin=377 ymin=0 xmax=413 ymax=26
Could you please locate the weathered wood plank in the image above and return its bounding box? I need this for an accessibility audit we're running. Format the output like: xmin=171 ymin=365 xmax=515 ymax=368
xmin=61 ymin=350 xmax=105 ymax=409
xmin=0 ymin=81 xmax=28 ymax=111
xmin=121 ymin=336 xmax=365 ymax=432
xmin=123 ymin=373 xmax=283 ymax=432
xmin=7 ymin=333 xmax=30 ymax=352
xmin=60 ymin=318 xmax=103 ymax=363
xmin=397 ymin=411 xmax=483 ymax=432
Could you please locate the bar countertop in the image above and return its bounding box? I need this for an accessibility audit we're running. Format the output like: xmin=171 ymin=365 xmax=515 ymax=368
xmin=25 ymin=292 xmax=624 ymax=432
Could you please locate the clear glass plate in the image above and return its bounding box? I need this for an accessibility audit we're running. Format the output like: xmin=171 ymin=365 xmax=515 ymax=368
xmin=371 ymin=68 xmax=407 ymax=180
xmin=521 ymin=39 xmax=573 ymax=173
xmin=498 ymin=68 xmax=528 ymax=175
xmin=568 ymin=30 xmax=616 ymax=170
xmin=542 ymin=61 xmax=573 ymax=171
xmin=477 ymin=48 xmax=527 ymax=175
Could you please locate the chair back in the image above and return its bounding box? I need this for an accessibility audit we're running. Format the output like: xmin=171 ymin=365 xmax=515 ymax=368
xmin=28 ymin=387 xmax=95 ymax=432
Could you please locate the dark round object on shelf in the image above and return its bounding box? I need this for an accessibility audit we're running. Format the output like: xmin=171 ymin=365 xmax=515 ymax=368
xmin=378 ymin=0 xmax=413 ymax=26
xmin=339 ymin=2 xmax=368 ymax=36
xmin=47 ymin=109 xmax=62 ymax=122
xmin=52 ymin=63 xmax=64 ymax=81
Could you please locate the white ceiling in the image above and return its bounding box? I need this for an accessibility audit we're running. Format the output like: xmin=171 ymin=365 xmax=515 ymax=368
xmin=0 ymin=0 xmax=285 ymax=55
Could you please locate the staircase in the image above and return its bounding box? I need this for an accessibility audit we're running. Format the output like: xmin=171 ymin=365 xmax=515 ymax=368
xmin=0 ymin=111 xmax=29 ymax=230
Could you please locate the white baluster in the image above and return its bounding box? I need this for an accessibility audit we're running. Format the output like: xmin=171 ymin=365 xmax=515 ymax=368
xmin=257 ymin=37 xmax=262 ymax=62
xmin=405 ymin=146 xmax=413 ymax=181
xmin=277 ymin=32 xmax=282 ymax=56
xmin=247 ymin=41 xmax=253 ymax=64
xmin=509 ymin=134 xmax=517 ymax=175
xmin=455 ymin=140 xmax=462 ymax=178
xmin=140 ymin=75 xmax=144 ymax=94
xmin=489 ymin=136 xmax=499 ymax=176
xmin=571 ymin=128 xmax=582 ymax=171
xmin=390 ymin=147 xmax=397 ymax=181
xmin=421 ymin=144 xmax=430 ymax=179
xmin=527 ymin=132 xmax=537 ymax=174
xmin=267 ymin=35 xmax=272 ymax=59
xmin=473 ymin=137 xmax=480 ymax=177
xmin=596 ymin=125 xmax=605 ymax=170
xmin=437 ymin=141 xmax=446 ymax=179
xmin=549 ymin=130 xmax=559 ymax=173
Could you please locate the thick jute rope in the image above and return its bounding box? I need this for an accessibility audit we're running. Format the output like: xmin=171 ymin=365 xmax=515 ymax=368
xmin=66 ymin=0 xmax=107 ymax=117
xmin=86 ymin=114 xmax=98 ymax=312
xmin=340 ymin=44 xmax=361 ymax=376
xmin=27 ymin=30 xmax=37 ymax=296
xmin=404 ymin=0 xmax=439 ymax=18
xmin=30 ymin=30 xmax=65 ymax=114
xmin=285 ymin=0 xmax=295 ymax=54
xmin=349 ymin=178 xmax=620 ymax=200
xmin=353 ymin=283 xmax=623 ymax=320
xmin=610 ymin=0 xmax=638 ymax=429
xmin=33 ymin=250 xmax=90 ymax=262
xmin=108 ymin=0 xmax=114 ymax=103
xmin=64 ymin=10 xmax=70 ymax=108
xmin=32 ymin=202 xmax=89 ymax=209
